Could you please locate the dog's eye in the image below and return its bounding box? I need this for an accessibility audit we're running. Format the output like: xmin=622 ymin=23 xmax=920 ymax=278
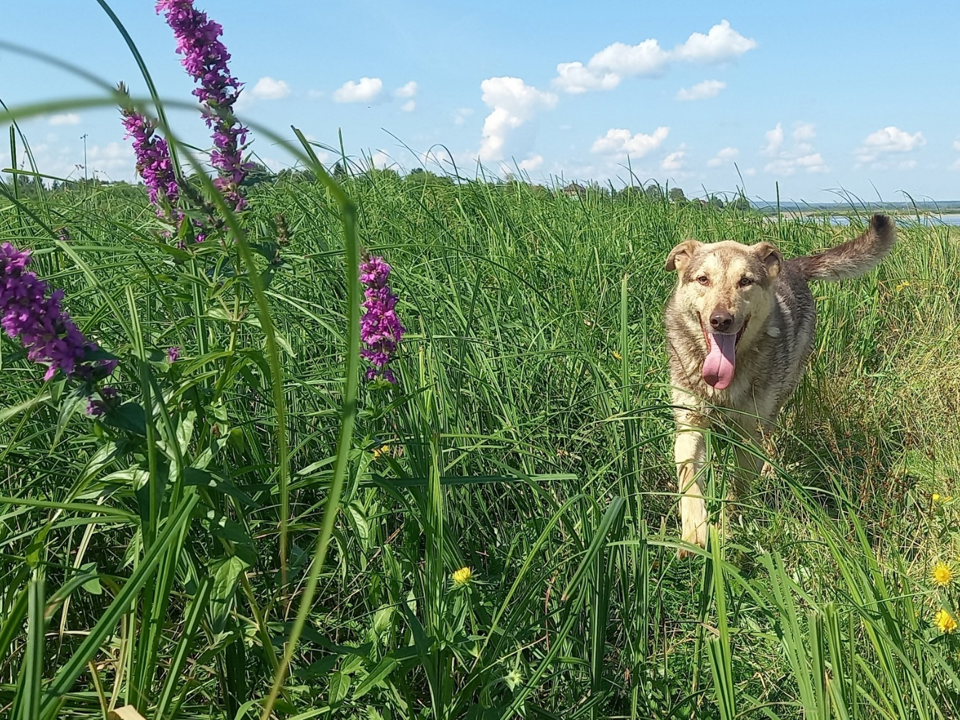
xmin=696 ymin=275 xmax=710 ymax=286
xmin=739 ymin=277 xmax=755 ymax=287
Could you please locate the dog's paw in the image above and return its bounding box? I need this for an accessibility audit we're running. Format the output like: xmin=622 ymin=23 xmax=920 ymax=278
xmin=678 ymin=519 xmax=709 ymax=558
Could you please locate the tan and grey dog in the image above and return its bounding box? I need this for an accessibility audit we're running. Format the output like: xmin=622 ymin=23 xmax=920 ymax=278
xmin=664 ymin=214 xmax=896 ymax=552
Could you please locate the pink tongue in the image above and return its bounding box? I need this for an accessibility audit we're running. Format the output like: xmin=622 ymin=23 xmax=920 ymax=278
xmin=702 ymin=333 xmax=737 ymax=389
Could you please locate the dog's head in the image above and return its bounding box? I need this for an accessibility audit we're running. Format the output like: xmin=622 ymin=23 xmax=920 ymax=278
xmin=665 ymin=238 xmax=782 ymax=389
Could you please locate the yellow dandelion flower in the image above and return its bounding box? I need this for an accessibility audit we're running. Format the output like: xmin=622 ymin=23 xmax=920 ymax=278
xmin=935 ymin=609 xmax=958 ymax=634
xmin=933 ymin=493 xmax=942 ymax=502
xmin=452 ymin=566 xmax=473 ymax=587
xmin=933 ymin=562 xmax=954 ymax=587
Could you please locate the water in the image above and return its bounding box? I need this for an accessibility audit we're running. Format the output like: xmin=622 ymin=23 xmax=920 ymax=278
xmin=827 ymin=214 xmax=960 ymax=227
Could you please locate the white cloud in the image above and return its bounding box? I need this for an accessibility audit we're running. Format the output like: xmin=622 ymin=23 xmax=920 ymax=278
xmin=517 ymin=154 xmax=544 ymax=172
xmin=554 ymin=61 xmax=622 ymax=93
xmin=401 ymin=100 xmax=416 ymax=112
xmin=394 ymin=81 xmax=418 ymax=98
xmin=553 ymin=20 xmax=755 ymax=94
xmin=307 ymin=89 xmax=325 ymax=99
xmin=368 ymin=150 xmax=394 ymax=169
xmin=676 ymin=79 xmax=725 ymax=101
xmin=250 ymin=76 xmax=291 ymax=100
xmin=707 ymin=146 xmax=739 ymax=167
xmin=954 ymin=138 xmax=960 ymax=151
xmin=661 ymin=145 xmax=686 ymax=172
xmin=764 ymin=123 xmax=785 ymax=155
xmin=478 ymin=77 xmax=557 ymax=162
xmin=590 ymin=39 xmax=671 ymax=77
xmin=591 ymin=126 xmax=670 ymax=157
xmin=86 ymin=141 xmax=136 ymax=180
xmin=793 ymin=123 xmax=816 ymax=141
xmin=333 ymin=77 xmax=384 ymax=103
xmin=672 ymin=20 xmax=757 ymax=63
xmin=795 ymin=153 xmax=826 ymax=168
xmin=554 ymin=40 xmax=668 ymax=93
xmin=454 ymin=107 xmax=474 ymax=126
xmin=856 ymin=126 xmax=926 ymax=162
xmin=5 ymin=139 xmax=134 ymax=182
xmin=48 ymin=113 xmax=81 ymax=126
xmin=763 ymin=122 xmax=828 ymax=175
xmin=259 ymin=157 xmax=285 ymax=172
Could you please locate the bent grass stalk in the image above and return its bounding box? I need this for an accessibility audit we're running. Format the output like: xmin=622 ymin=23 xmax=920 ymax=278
xmin=259 ymin=127 xmax=360 ymax=719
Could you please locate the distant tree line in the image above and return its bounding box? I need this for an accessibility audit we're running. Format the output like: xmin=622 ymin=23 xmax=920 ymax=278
xmin=2 ymin=161 xmax=754 ymax=213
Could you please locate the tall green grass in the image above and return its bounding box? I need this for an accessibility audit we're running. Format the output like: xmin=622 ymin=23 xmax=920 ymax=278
xmin=2 ymin=13 xmax=960 ymax=717
xmin=3 ymin=162 xmax=960 ymax=718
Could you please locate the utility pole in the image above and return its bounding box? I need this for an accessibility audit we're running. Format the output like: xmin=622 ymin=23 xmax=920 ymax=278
xmin=80 ymin=133 xmax=88 ymax=182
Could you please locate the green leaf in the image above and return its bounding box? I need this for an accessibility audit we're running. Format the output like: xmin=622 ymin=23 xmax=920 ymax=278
xmin=53 ymin=385 xmax=88 ymax=446
xmin=329 ymin=671 xmax=350 ymax=706
xmin=103 ymin=402 xmax=147 ymax=436
xmin=79 ymin=562 xmax=102 ymax=596
xmin=353 ymin=655 xmax=398 ymax=700
xmin=213 ymin=556 xmax=247 ymax=604
xmin=206 ymin=510 xmax=254 ymax=546
xmin=184 ymin=467 xmax=255 ymax=507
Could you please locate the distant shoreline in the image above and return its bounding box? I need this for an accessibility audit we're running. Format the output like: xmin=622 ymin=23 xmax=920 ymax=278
xmin=768 ymin=209 xmax=960 ymax=217
xmin=760 ymin=209 xmax=960 ymax=227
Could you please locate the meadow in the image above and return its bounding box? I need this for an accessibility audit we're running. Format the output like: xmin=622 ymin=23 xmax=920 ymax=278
xmin=3 ymin=4 xmax=960 ymax=719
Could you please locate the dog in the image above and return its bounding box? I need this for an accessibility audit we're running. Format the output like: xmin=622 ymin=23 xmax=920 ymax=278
xmin=664 ymin=214 xmax=896 ymax=553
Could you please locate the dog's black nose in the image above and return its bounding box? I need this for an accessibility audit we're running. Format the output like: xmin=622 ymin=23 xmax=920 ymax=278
xmin=710 ymin=311 xmax=734 ymax=332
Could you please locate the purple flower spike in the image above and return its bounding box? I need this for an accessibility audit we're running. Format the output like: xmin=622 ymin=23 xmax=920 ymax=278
xmin=121 ymin=106 xmax=182 ymax=224
xmin=167 ymin=346 xmax=180 ymax=363
xmin=156 ymin=0 xmax=251 ymax=211
xmin=86 ymin=397 xmax=106 ymax=417
xmin=359 ymin=256 xmax=404 ymax=384
xmin=0 ymin=243 xmax=112 ymax=382
xmin=86 ymin=386 xmax=119 ymax=418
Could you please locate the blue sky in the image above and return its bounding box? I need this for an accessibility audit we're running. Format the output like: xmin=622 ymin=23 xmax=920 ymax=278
xmin=2 ymin=1 xmax=958 ymax=203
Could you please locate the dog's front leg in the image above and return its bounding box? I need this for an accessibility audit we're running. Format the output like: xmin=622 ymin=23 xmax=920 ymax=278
xmin=675 ymin=416 xmax=709 ymax=555
xmin=726 ymin=422 xmax=765 ymax=532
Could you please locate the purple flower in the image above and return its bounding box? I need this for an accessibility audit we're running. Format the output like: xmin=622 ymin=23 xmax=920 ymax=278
xmin=86 ymin=386 xmax=119 ymax=417
xmin=120 ymin=105 xmax=182 ymax=224
xmin=156 ymin=0 xmax=252 ymax=211
xmin=167 ymin=346 xmax=180 ymax=363
xmin=359 ymin=256 xmax=404 ymax=383
xmin=0 ymin=243 xmax=112 ymax=382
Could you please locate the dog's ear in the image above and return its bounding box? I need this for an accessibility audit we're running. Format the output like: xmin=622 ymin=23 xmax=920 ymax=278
xmin=753 ymin=242 xmax=782 ymax=278
xmin=665 ymin=240 xmax=700 ymax=272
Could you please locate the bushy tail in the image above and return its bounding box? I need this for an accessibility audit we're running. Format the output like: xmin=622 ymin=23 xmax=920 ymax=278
xmin=787 ymin=214 xmax=897 ymax=282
